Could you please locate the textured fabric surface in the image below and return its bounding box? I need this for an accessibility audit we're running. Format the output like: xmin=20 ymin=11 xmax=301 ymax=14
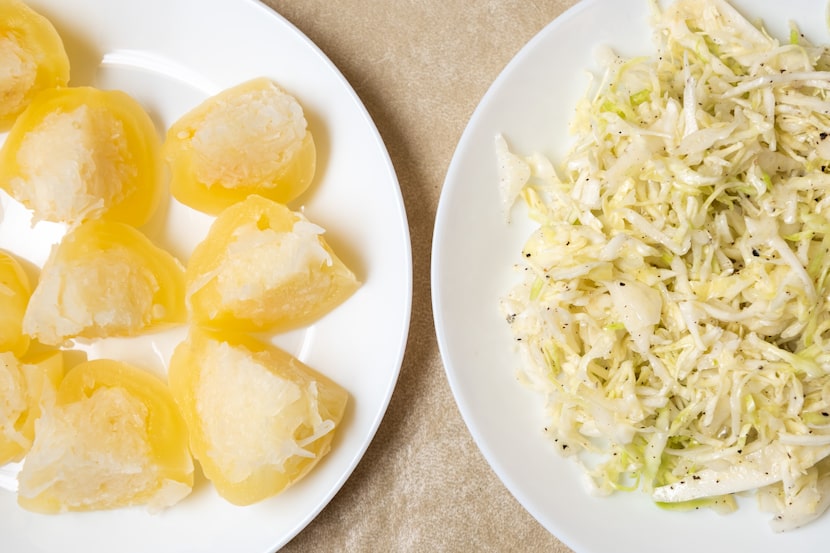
xmin=262 ymin=1 xmax=579 ymax=551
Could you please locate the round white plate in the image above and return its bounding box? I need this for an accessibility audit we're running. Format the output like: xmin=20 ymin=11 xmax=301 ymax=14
xmin=0 ymin=0 xmax=411 ymax=552
xmin=432 ymin=1 xmax=830 ymax=552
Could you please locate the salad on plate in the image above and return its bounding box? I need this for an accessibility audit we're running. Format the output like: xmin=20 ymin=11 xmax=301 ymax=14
xmin=499 ymin=0 xmax=830 ymax=531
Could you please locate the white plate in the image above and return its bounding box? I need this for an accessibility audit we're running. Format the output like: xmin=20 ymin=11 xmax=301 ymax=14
xmin=432 ymin=1 xmax=830 ymax=552
xmin=0 ymin=0 xmax=411 ymax=552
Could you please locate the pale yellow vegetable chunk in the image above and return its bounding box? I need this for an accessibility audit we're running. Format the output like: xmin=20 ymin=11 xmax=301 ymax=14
xmin=168 ymin=329 xmax=348 ymax=505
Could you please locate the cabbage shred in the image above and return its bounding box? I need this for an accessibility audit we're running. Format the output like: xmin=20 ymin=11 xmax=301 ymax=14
xmin=500 ymin=0 xmax=830 ymax=530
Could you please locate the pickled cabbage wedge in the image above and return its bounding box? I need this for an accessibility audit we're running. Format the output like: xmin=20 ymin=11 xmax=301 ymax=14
xmin=23 ymin=219 xmax=186 ymax=346
xmin=0 ymin=86 xmax=164 ymax=227
xmin=0 ymin=250 xmax=32 ymax=357
xmin=17 ymin=359 xmax=193 ymax=513
xmin=164 ymin=77 xmax=316 ymax=215
xmin=168 ymin=328 xmax=348 ymax=506
xmin=0 ymin=0 xmax=69 ymax=130
xmin=500 ymin=0 xmax=830 ymax=531
xmin=185 ymin=195 xmax=359 ymax=333
xmin=0 ymin=351 xmax=62 ymax=464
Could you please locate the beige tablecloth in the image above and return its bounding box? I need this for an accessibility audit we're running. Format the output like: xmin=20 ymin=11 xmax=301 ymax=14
xmin=264 ymin=1 xmax=578 ymax=551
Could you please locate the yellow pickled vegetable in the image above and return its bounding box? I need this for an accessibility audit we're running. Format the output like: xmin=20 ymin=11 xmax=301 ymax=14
xmin=17 ymin=358 xmax=193 ymax=513
xmin=0 ymin=250 xmax=31 ymax=356
xmin=0 ymin=0 xmax=69 ymax=130
xmin=186 ymin=194 xmax=359 ymax=332
xmin=0 ymin=350 xmax=62 ymax=464
xmin=164 ymin=77 xmax=316 ymax=214
xmin=23 ymin=219 xmax=186 ymax=346
xmin=0 ymin=86 xmax=163 ymax=226
xmin=168 ymin=328 xmax=348 ymax=506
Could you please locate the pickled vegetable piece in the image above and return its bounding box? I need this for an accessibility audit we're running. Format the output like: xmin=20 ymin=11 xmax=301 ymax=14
xmin=17 ymin=359 xmax=193 ymax=513
xmin=168 ymin=328 xmax=348 ymax=505
xmin=0 ymin=350 xmax=62 ymax=464
xmin=23 ymin=219 xmax=186 ymax=346
xmin=164 ymin=77 xmax=316 ymax=214
xmin=0 ymin=86 xmax=163 ymax=226
xmin=186 ymin=195 xmax=359 ymax=332
xmin=0 ymin=0 xmax=69 ymax=130
xmin=0 ymin=250 xmax=31 ymax=356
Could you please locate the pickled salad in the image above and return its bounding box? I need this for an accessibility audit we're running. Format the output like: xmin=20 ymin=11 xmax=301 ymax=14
xmin=499 ymin=0 xmax=830 ymax=530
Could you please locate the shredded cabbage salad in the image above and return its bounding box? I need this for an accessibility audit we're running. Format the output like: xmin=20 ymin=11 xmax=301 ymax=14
xmin=499 ymin=0 xmax=830 ymax=531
